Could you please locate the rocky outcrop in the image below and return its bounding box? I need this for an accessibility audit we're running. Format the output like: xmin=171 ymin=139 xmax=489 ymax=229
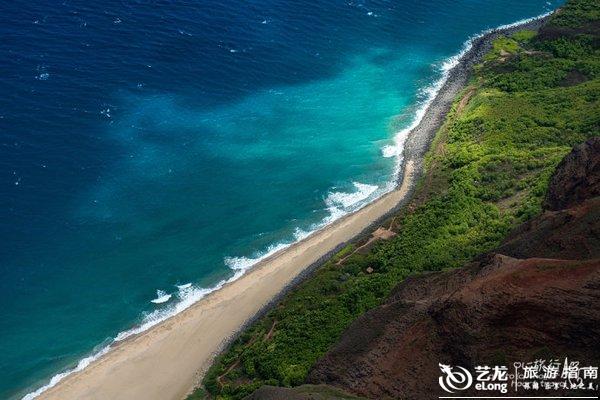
xmin=544 ymin=138 xmax=600 ymax=211
xmin=306 ymin=138 xmax=600 ymax=399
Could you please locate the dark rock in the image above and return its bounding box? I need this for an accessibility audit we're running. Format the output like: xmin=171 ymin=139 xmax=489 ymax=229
xmin=497 ymin=197 xmax=600 ymax=260
xmin=308 ymin=256 xmax=600 ymax=399
xmin=544 ymin=137 xmax=600 ymax=211
xmin=306 ymin=140 xmax=600 ymax=399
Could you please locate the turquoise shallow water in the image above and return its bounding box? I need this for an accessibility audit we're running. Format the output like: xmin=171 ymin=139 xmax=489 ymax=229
xmin=0 ymin=0 xmax=561 ymax=398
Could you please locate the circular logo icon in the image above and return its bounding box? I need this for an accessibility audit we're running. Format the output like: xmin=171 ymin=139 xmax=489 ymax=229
xmin=439 ymin=363 xmax=473 ymax=393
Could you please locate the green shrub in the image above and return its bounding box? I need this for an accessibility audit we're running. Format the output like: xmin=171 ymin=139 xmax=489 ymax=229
xmin=190 ymin=2 xmax=600 ymax=398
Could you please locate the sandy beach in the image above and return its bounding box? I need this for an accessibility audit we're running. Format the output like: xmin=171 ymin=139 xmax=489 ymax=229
xmin=33 ymin=15 xmax=548 ymax=400
xmin=36 ymin=158 xmax=415 ymax=400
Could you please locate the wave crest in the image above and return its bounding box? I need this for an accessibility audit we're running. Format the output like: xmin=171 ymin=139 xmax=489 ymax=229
xmin=150 ymin=290 xmax=172 ymax=304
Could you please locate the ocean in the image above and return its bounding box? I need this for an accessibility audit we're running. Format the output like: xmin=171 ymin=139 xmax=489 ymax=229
xmin=0 ymin=0 xmax=561 ymax=398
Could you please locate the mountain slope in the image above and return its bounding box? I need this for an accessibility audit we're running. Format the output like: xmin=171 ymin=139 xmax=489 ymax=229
xmin=308 ymin=140 xmax=600 ymax=399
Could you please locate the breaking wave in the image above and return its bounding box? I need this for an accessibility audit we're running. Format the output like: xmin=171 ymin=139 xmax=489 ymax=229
xmin=22 ymin=10 xmax=553 ymax=400
xmin=380 ymin=10 xmax=552 ymax=189
xmin=223 ymin=180 xmax=380 ymax=274
xmin=150 ymin=290 xmax=172 ymax=304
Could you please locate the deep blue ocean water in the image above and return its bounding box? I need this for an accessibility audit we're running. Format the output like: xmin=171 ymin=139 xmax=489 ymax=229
xmin=0 ymin=0 xmax=561 ymax=398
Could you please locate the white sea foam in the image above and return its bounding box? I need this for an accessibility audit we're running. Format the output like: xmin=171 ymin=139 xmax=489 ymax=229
xmin=224 ymin=241 xmax=290 ymax=272
xmin=176 ymin=283 xmax=192 ymax=290
xmin=325 ymin=182 xmax=378 ymax=209
xmin=439 ymin=11 xmax=553 ymax=74
xmin=293 ymin=227 xmax=310 ymax=241
xmin=21 ymin=346 xmax=111 ymax=400
xmin=150 ymin=290 xmax=172 ymax=304
xmin=22 ymin=11 xmax=553 ymax=400
xmin=112 ymin=282 xmax=235 ymax=343
xmin=320 ymin=181 xmax=382 ymax=226
xmin=222 ymin=180 xmax=381 ymax=275
xmin=380 ymin=10 xmax=552 ymax=191
xmin=381 ymin=144 xmax=398 ymax=158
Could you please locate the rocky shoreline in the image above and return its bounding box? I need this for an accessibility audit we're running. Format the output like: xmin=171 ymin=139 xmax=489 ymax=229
xmin=402 ymin=15 xmax=550 ymax=185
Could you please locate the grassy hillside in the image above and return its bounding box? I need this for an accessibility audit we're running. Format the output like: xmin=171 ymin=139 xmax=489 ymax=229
xmin=190 ymin=1 xmax=599 ymax=398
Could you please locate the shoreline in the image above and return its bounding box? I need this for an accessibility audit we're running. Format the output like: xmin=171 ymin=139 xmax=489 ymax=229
xmin=28 ymin=13 xmax=551 ymax=400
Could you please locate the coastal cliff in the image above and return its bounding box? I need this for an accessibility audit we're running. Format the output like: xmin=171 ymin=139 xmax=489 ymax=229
xmin=192 ymin=0 xmax=600 ymax=398
xmin=307 ymin=138 xmax=600 ymax=399
xmin=241 ymin=144 xmax=600 ymax=400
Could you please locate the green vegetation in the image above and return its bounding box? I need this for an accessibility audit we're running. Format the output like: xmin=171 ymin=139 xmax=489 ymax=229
xmin=550 ymin=0 xmax=600 ymax=26
xmin=484 ymin=36 xmax=520 ymax=61
xmin=190 ymin=1 xmax=599 ymax=398
xmin=511 ymin=29 xmax=537 ymax=42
